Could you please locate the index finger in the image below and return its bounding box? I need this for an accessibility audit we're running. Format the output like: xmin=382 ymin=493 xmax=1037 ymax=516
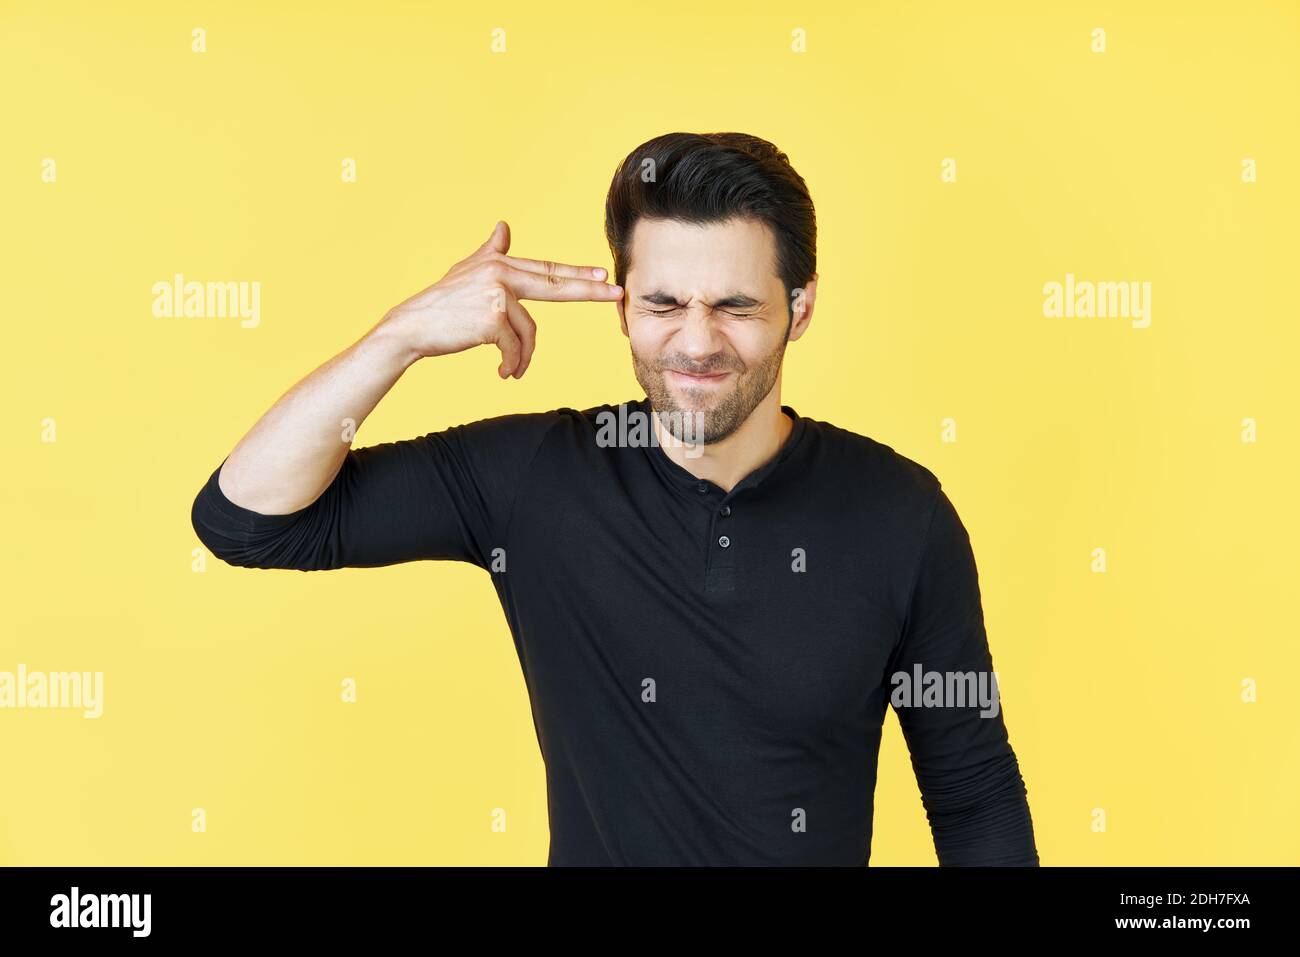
xmin=497 ymin=254 xmax=610 ymax=282
xmin=502 ymin=264 xmax=623 ymax=302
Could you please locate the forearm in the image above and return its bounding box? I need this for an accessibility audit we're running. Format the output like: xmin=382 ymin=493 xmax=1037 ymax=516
xmin=217 ymin=314 xmax=421 ymax=514
xmin=922 ymin=750 xmax=1040 ymax=866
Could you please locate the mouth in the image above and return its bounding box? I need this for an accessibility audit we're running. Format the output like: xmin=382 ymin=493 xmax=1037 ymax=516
xmin=666 ymin=369 xmax=733 ymax=387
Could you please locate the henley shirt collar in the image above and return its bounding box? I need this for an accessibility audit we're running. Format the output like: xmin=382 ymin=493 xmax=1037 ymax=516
xmin=629 ymin=395 xmax=810 ymax=498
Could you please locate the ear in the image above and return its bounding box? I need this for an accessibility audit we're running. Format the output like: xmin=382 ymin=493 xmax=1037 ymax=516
xmin=617 ymin=296 xmax=628 ymax=337
xmin=787 ymin=273 xmax=817 ymax=343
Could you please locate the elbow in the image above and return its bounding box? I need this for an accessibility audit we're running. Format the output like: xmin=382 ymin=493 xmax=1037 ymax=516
xmin=189 ymin=465 xmax=324 ymax=571
xmin=190 ymin=469 xmax=280 ymax=568
xmin=190 ymin=484 xmax=251 ymax=567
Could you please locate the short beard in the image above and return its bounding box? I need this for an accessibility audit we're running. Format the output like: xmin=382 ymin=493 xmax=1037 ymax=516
xmin=631 ymin=333 xmax=787 ymax=446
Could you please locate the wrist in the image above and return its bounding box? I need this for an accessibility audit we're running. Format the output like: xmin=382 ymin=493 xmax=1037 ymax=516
xmin=366 ymin=311 xmax=424 ymax=371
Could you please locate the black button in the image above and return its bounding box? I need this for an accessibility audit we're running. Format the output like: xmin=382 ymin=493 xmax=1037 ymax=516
xmin=718 ymin=535 xmax=730 ymax=548
xmin=719 ymin=505 xmax=731 ymax=517
xmin=697 ymin=483 xmax=708 ymax=494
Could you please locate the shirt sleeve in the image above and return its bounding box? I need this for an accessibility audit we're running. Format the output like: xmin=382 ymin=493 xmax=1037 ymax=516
xmin=190 ymin=410 xmax=561 ymax=572
xmin=886 ymin=484 xmax=1040 ymax=866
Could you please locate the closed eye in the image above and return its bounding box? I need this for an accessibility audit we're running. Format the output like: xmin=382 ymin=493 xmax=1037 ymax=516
xmin=644 ymin=308 xmax=757 ymax=319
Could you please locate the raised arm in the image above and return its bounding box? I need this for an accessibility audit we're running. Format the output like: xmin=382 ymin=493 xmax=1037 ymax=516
xmin=190 ymin=220 xmax=622 ymax=570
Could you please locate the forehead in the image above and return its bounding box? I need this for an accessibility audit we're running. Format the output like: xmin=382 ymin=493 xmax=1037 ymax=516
xmin=625 ymin=216 xmax=779 ymax=292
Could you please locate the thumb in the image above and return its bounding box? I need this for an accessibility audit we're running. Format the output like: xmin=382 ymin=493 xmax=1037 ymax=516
xmin=484 ymin=220 xmax=511 ymax=254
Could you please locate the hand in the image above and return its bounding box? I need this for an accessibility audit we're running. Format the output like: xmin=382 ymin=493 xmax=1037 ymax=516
xmin=379 ymin=220 xmax=623 ymax=379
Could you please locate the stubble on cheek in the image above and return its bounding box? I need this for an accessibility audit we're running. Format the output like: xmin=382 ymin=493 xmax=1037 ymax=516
xmin=629 ymin=339 xmax=785 ymax=445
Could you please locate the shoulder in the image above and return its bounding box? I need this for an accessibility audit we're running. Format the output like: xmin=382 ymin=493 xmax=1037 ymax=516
xmin=799 ymin=413 xmax=943 ymax=511
xmin=430 ymin=401 xmax=652 ymax=457
xmin=514 ymin=398 xmax=659 ymax=448
xmin=436 ymin=405 xmax=579 ymax=448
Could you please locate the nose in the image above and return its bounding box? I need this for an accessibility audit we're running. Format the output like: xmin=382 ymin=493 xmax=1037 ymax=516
xmin=675 ymin=306 xmax=726 ymax=362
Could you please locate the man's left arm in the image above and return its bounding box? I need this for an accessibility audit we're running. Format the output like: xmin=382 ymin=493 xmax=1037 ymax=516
xmin=886 ymin=484 xmax=1040 ymax=866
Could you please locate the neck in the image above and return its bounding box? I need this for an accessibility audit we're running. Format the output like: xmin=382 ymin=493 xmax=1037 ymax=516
xmin=651 ymin=379 xmax=793 ymax=493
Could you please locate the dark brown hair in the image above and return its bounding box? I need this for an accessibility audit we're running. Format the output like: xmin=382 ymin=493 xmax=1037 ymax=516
xmin=604 ymin=132 xmax=817 ymax=319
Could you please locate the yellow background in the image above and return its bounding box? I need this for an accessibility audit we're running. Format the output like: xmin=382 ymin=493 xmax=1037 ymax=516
xmin=2 ymin=0 xmax=1296 ymax=865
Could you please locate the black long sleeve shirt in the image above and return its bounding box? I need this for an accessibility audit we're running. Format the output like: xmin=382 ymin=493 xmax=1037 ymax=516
xmin=191 ymin=396 xmax=1039 ymax=866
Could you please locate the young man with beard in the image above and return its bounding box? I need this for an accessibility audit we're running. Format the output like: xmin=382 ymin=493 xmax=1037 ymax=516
xmin=191 ymin=131 xmax=1039 ymax=867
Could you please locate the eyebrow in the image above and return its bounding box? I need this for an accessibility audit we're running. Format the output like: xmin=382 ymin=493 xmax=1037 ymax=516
xmin=637 ymin=290 xmax=765 ymax=310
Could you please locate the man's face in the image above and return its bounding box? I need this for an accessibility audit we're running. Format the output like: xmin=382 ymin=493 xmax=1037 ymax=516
xmin=618 ymin=216 xmax=814 ymax=445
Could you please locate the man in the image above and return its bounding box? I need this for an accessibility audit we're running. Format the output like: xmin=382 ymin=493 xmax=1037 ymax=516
xmin=191 ymin=131 xmax=1039 ymax=866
